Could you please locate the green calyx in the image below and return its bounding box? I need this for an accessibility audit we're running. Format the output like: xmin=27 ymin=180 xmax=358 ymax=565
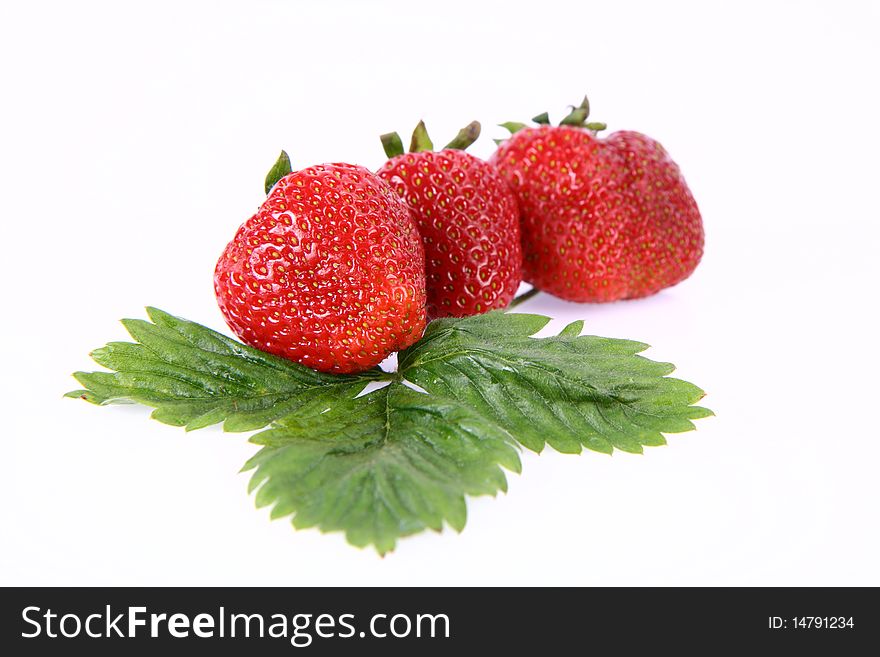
xmin=380 ymin=120 xmax=482 ymax=159
xmin=264 ymin=150 xmax=292 ymax=194
xmin=499 ymin=121 xmax=527 ymax=134
xmin=445 ymin=121 xmax=481 ymax=150
xmin=380 ymin=132 xmax=405 ymax=159
xmin=531 ymin=112 xmax=550 ymax=125
xmin=556 ymin=95 xmax=607 ymax=131
xmin=498 ymin=94 xmax=608 ymax=143
xmin=409 ymin=120 xmax=434 ymax=153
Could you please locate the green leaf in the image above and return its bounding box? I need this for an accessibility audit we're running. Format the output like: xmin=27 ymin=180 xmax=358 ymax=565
xmin=70 ymin=307 xmax=379 ymax=432
xmin=408 ymin=120 xmax=434 ymax=152
xmin=398 ymin=311 xmax=710 ymax=455
xmin=264 ymin=150 xmax=292 ymax=194
xmin=243 ymin=381 xmax=520 ymax=555
xmin=443 ymin=120 xmax=481 ymax=150
xmin=499 ymin=121 xmax=527 ymax=134
xmin=560 ymin=107 xmax=589 ymax=126
xmin=380 ymin=131 xmax=405 ymax=159
xmin=69 ymin=308 xmax=711 ymax=553
xmin=577 ymin=95 xmax=590 ymax=117
xmin=560 ymin=96 xmax=592 ymax=126
xmin=532 ymin=112 xmax=550 ymax=125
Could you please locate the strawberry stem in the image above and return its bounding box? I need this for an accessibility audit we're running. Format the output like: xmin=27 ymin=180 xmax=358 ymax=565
xmin=409 ymin=121 xmax=434 ymax=153
xmin=497 ymin=95 xmax=607 ymax=144
xmin=380 ymin=132 xmax=405 ymax=158
xmin=506 ymin=287 xmax=540 ymax=310
xmin=532 ymin=112 xmax=550 ymax=125
xmin=499 ymin=121 xmax=527 ymax=134
xmin=382 ymin=120 xmax=483 ymax=158
xmin=560 ymin=95 xmax=594 ymax=127
xmin=578 ymin=95 xmax=590 ymax=117
xmin=560 ymin=107 xmax=589 ymax=126
xmin=264 ymin=150 xmax=292 ymax=194
xmin=444 ymin=121 xmax=481 ymax=150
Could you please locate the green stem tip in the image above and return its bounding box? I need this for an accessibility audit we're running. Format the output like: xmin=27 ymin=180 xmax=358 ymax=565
xmin=409 ymin=121 xmax=434 ymax=153
xmin=380 ymin=132 xmax=405 ymax=158
xmin=499 ymin=121 xmax=527 ymax=135
xmin=444 ymin=121 xmax=481 ymax=150
xmin=550 ymin=95 xmax=607 ymax=133
xmin=560 ymin=107 xmax=589 ymax=126
xmin=264 ymin=150 xmax=292 ymax=195
xmin=383 ymin=120 xmax=483 ymax=159
xmin=506 ymin=287 xmax=541 ymax=310
xmin=577 ymin=95 xmax=590 ymax=117
xmin=532 ymin=112 xmax=550 ymax=125
xmin=560 ymin=95 xmax=594 ymax=127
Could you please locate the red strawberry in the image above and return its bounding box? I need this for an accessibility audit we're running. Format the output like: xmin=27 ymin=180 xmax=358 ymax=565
xmin=377 ymin=121 xmax=522 ymax=318
xmin=490 ymin=99 xmax=704 ymax=302
xmin=214 ymin=155 xmax=427 ymax=374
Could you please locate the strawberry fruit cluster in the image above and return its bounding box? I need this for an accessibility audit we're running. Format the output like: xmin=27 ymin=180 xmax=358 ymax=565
xmin=214 ymin=97 xmax=704 ymax=374
xmin=69 ymin=96 xmax=711 ymax=554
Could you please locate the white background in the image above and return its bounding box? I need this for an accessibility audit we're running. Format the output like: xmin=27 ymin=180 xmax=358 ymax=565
xmin=1 ymin=0 xmax=878 ymax=586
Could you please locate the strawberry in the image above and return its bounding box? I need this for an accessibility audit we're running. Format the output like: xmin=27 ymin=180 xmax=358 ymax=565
xmin=214 ymin=155 xmax=427 ymax=374
xmin=377 ymin=121 xmax=522 ymax=318
xmin=490 ymin=98 xmax=704 ymax=302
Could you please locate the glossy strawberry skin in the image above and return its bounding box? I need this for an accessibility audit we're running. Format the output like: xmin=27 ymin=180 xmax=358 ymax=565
xmin=214 ymin=163 xmax=427 ymax=374
xmin=490 ymin=126 xmax=703 ymax=302
xmin=378 ymin=150 xmax=522 ymax=318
